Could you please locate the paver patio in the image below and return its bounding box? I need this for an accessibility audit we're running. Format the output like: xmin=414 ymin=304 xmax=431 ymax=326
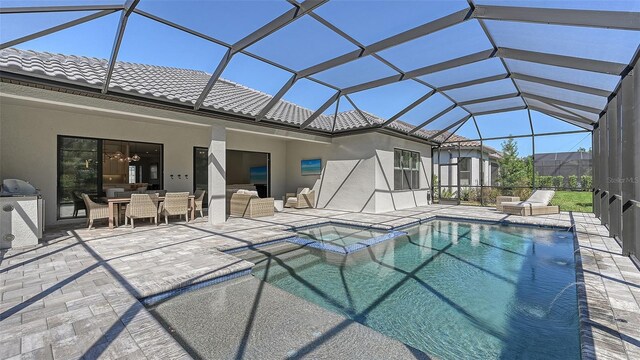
xmin=1 ymin=205 xmax=639 ymax=359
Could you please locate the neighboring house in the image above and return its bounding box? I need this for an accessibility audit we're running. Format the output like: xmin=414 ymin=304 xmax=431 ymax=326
xmin=433 ymin=135 xmax=501 ymax=192
xmin=0 ymin=48 xmax=446 ymax=225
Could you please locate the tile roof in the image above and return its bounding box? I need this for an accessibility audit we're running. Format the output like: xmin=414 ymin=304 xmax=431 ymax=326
xmin=0 ymin=48 xmax=478 ymax=145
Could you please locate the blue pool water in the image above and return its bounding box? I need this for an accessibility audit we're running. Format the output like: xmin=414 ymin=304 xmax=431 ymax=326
xmin=252 ymin=220 xmax=580 ymax=359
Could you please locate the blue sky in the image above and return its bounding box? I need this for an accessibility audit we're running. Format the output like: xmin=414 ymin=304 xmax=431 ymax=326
xmin=1 ymin=0 xmax=617 ymax=156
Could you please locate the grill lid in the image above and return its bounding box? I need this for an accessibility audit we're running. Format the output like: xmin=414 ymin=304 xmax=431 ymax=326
xmin=0 ymin=179 xmax=39 ymax=196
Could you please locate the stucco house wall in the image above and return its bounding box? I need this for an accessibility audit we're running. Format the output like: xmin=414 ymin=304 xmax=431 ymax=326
xmin=285 ymin=132 xmax=432 ymax=213
xmin=1 ymin=83 xmax=433 ymax=225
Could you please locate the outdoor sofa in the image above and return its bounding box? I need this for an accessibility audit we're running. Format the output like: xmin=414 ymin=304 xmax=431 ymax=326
xmin=229 ymin=190 xmax=274 ymax=218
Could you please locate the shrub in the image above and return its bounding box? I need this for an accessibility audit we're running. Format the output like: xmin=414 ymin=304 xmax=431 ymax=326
xmin=553 ymin=175 xmax=564 ymax=189
xmin=481 ymin=187 xmax=499 ymax=205
xmin=538 ymin=175 xmax=553 ymax=189
xmin=581 ymin=175 xmax=593 ymax=190
xmin=568 ymin=175 xmax=578 ymax=189
xmin=513 ymin=187 xmax=533 ymax=201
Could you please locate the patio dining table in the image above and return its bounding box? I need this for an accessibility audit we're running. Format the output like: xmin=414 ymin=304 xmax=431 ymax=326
xmin=107 ymin=195 xmax=196 ymax=229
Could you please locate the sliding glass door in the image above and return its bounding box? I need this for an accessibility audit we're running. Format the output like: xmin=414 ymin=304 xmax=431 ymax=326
xmin=57 ymin=136 xmax=100 ymax=219
xmin=57 ymin=135 xmax=163 ymax=219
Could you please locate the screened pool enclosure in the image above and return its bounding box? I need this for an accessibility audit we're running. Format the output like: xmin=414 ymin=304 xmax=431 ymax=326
xmin=0 ymin=1 xmax=639 ymax=259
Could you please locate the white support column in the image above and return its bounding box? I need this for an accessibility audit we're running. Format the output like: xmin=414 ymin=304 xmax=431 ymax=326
xmin=208 ymin=124 xmax=226 ymax=224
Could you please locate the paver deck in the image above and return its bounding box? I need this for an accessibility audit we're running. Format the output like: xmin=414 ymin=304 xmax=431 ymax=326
xmin=1 ymin=205 xmax=638 ymax=359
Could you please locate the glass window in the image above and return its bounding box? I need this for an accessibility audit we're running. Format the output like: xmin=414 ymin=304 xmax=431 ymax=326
xmin=57 ymin=136 xmax=99 ymax=219
xmin=459 ymin=158 xmax=472 ymax=186
xmin=394 ymin=149 xmax=421 ymax=190
xmin=128 ymin=166 xmax=136 ymax=184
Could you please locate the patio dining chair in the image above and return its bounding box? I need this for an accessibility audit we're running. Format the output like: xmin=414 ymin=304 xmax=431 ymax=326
xmin=192 ymin=189 xmax=205 ymax=218
xmin=124 ymin=194 xmax=158 ymax=228
xmin=82 ymin=193 xmax=111 ymax=230
xmin=159 ymin=192 xmax=190 ymax=224
xmin=72 ymin=190 xmax=86 ymax=217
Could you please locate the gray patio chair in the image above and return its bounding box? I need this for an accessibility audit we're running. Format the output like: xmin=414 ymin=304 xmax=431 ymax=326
xmin=124 ymin=194 xmax=158 ymax=228
xmin=192 ymin=189 xmax=205 ymax=218
xmin=82 ymin=193 xmax=111 ymax=230
xmin=159 ymin=192 xmax=190 ymax=224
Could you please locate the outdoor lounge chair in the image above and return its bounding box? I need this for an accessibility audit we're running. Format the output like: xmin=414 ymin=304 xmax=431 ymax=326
xmin=500 ymin=190 xmax=559 ymax=216
xmin=159 ymin=192 xmax=190 ymax=224
xmin=230 ymin=190 xmax=274 ymax=218
xmin=124 ymin=194 xmax=158 ymax=228
xmin=82 ymin=193 xmax=111 ymax=229
xmin=285 ymin=187 xmax=315 ymax=209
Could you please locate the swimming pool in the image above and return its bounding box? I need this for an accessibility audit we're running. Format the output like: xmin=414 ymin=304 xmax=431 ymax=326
xmin=252 ymin=220 xmax=580 ymax=359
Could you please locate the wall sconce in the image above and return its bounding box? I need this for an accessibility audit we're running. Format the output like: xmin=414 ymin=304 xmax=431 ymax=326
xmin=185 ymin=174 xmax=189 ymax=179
xmin=177 ymin=174 xmax=182 ymax=179
xmin=170 ymin=174 xmax=174 ymax=179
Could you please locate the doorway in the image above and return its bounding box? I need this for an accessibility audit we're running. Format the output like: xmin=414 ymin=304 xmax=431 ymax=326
xmin=193 ymin=148 xmax=271 ymax=205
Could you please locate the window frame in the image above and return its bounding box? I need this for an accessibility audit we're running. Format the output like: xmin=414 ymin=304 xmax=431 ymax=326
xmin=394 ymin=148 xmax=421 ymax=190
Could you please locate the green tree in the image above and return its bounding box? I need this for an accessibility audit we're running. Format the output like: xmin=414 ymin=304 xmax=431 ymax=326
xmin=497 ymin=138 xmax=530 ymax=189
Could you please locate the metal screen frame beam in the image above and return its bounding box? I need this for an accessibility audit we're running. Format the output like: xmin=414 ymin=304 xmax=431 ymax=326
xmin=0 ymin=5 xmax=123 ymax=14
xmin=528 ymin=106 xmax=594 ymax=130
xmin=300 ymin=91 xmax=341 ymax=129
xmin=344 ymin=95 xmax=373 ymax=126
xmin=297 ymin=7 xmax=472 ymax=78
xmin=473 ymin=105 xmax=526 ymax=116
xmin=102 ymin=0 xmax=140 ymax=94
xmin=1 ymin=9 xmax=118 ymax=50
xmin=341 ymin=49 xmax=494 ymax=95
xmin=522 ymin=93 xmax=602 ymax=115
xmin=438 ymin=74 xmax=508 ymax=91
xmin=474 ymin=5 xmax=640 ymax=31
xmin=428 ymin=114 xmax=472 ymax=142
xmin=458 ymin=93 xmax=519 ymax=106
xmin=512 ymin=73 xmax=611 ymax=98
xmin=255 ymin=73 xmax=298 ymax=122
xmin=497 ymin=47 xmax=627 ymax=75
xmin=409 ymin=104 xmax=457 ymax=135
xmin=621 ymin=66 xmax=639 ymax=256
xmin=379 ymin=90 xmax=436 ymax=127
xmin=194 ymin=0 xmax=327 ymax=110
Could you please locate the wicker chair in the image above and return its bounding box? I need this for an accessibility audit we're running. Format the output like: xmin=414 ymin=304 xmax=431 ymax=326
xmin=230 ymin=190 xmax=274 ymax=218
xmin=124 ymin=194 xmax=158 ymax=228
xmin=159 ymin=192 xmax=190 ymax=224
xmin=285 ymin=187 xmax=315 ymax=209
xmin=192 ymin=189 xmax=205 ymax=218
xmin=82 ymin=193 xmax=111 ymax=230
